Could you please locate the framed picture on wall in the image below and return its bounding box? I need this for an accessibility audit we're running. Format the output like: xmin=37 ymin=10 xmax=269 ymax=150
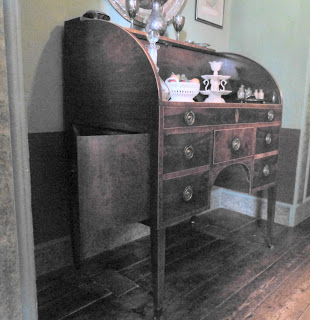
xmin=195 ymin=0 xmax=225 ymax=28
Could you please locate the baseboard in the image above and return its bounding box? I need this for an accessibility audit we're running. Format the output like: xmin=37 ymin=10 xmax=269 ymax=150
xmin=34 ymin=236 xmax=73 ymax=277
xmin=217 ymin=188 xmax=292 ymax=226
xmin=295 ymin=197 xmax=310 ymax=226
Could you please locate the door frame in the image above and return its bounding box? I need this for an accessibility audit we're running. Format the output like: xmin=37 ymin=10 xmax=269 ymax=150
xmin=3 ymin=0 xmax=37 ymax=319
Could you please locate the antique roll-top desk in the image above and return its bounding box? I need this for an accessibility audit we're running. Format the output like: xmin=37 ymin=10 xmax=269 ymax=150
xmin=64 ymin=18 xmax=282 ymax=319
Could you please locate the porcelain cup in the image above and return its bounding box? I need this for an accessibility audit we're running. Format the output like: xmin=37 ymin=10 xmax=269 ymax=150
xmin=209 ymin=61 xmax=223 ymax=75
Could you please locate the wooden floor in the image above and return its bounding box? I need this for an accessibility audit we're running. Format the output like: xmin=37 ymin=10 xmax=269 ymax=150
xmin=37 ymin=208 xmax=310 ymax=320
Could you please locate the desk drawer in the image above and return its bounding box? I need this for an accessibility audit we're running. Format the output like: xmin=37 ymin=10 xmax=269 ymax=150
xmin=255 ymin=126 xmax=280 ymax=154
xmin=253 ymin=155 xmax=278 ymax=188
xmin=163 ymin=171 xmax=210 ymax=222
xmin=164 ymin=107 xmax=281 ymax=128
xmin=238 ymin=109 xmax=282 ymax=123
xmin=163 ymin=132 xmax=212 ymax=174
xmin=213 ymin=128 xmax=255 ymax=164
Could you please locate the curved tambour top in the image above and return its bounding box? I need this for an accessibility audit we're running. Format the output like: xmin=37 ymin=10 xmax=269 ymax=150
xmin=64 ymin=18 xmax=160 ymax=133
xmin=64 ymin=18 xmax=282 ymax=132
xmin=218 ymin=52 xmax=282 ymax=105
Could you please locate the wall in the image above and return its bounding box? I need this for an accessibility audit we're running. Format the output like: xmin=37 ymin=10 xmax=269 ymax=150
xmin=229 ymin=0 xmax=310 ymax=225
xmin=229 ymin=0 xmax=310 ymax=130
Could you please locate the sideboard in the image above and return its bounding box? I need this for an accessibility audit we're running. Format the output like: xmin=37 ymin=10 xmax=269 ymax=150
xmin=64 ymin=18 xmax=282 ymax=319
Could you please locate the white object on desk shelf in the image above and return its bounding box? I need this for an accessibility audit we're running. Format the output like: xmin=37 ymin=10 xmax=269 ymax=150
xmin=201 ymin=60 xmax=231 ymax=103
xmin=165 ymin=78 xmax=200 ymax=102
xmin=258 ymin=89 xmax=264 ymax=99
xmin=200 ymin=89 xmax=232 ymax=103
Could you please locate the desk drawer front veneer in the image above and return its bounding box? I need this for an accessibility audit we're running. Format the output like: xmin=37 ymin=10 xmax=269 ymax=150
xmin=163 ymin=171 xmax=210 ymax=222
xmin=253 ymin=155 xmax=278 ymax=188
xmin=64 ymin=18 xmax=283 ymax=320
xmin=238 ymin=108 xmax=282 ymax=123
xmin=255 ymin=126 xmax=280 ymax=154
xmin=163 ymin=132 xmax=212 ymax=174
xmin=213 ymin=127 xmax=255 ymax=164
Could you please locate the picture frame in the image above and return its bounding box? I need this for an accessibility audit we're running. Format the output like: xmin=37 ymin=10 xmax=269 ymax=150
xmin=195 ymin=0 xmax=225 ymax=29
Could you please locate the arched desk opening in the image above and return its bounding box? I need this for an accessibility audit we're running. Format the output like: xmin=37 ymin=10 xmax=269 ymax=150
xmin=212 ymin=163 xmax=251 ymax=194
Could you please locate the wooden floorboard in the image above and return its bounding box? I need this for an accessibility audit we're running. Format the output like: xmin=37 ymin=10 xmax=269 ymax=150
xmin=36 ymin=209 xmax=310 ymax=320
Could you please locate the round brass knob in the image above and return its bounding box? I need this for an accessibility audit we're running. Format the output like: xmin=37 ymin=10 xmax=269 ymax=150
xmin=184 ymin=145 xmax=194 ymax=159
xmin=183 ymin=186 xmax=193 ymax=202
xmin=232 ymin=137 xmax=241 ymax=151
xmin=263 ymin=165 xmax=270 ymax=176
xmin=267 ymin=110 xmax=275 ymax=121
xmin=265 ymin=133 xmax=272 ymax=145
xmin=184 ymin=111 xmax=195 ymax=126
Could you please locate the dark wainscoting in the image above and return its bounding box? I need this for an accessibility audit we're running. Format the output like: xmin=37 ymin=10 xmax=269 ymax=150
xmin=276 ymin=128 xmax=300 ymax=204
xmin=28 ymin=132 xmax=71 ymax=245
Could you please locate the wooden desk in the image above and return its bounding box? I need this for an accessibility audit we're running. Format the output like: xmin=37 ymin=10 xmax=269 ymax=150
xmin=64 ymin=18 xmax=282 ymax=320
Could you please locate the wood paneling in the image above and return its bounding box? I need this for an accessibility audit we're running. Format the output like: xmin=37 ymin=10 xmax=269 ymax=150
xmin=276 ymin=128 xmax=300 ymax=204
xmin=29 ymin=132 xmax=71 ymax=245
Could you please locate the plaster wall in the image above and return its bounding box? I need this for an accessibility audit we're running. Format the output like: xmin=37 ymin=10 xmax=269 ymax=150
xmin=229 ymin=0 xmax=310 ymax=130
xmin=229 ymin=0 xmax=310 ymax=223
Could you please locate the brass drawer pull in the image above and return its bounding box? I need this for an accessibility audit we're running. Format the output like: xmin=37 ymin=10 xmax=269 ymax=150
xmin=231 ymin=137 xmax=241 ymax=151
xmin=267 ymin=110 xmax=275 ymax=121
xmin=184 ymin=145 xmax=194 ymax=159
xmin=263 ymin=165 xmax=270 ymax=176
xmin=183 ymin=186 xmax=193 ymax=202
xmin=184 ymin=110 xmax=195 ymax=126
xmin=265 ymin=133 xmax=272 ymax=145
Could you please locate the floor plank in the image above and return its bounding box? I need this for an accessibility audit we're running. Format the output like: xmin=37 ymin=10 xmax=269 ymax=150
xmin=196 ymin=235 xmax=310 ymax=320
xmin=298 ymin=304 xmax=310 ymax=320
xmin=36 ymin=209 xmax=310 ymax=320
xmin=248 ymin=246 xmax=310 ymax=319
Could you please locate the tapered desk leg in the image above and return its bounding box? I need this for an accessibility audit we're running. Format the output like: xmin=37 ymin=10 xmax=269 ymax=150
xmin=267 ymin=185 xmax=277 ymax=248
xmin=151 ymin=227 xmax=166 ymax=320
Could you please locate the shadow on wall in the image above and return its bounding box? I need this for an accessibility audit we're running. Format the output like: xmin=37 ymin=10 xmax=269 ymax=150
xmin=28 ymin=26 xmax=64 ymax=133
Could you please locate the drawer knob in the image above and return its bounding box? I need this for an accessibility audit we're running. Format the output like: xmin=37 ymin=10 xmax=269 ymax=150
xmin=231 ymin=137 xmax=241 ymax=151
xmin=263 ymin=165 xmax=270 ymax=176
xmin=184 ymin=111 xmax=195 ymax=126
xmin=265 ymin=133 xmax=272 ymax=145
xmin=184 ymin=145 xmax=194 ymax=159
xmin=183 ymin=186 xmax=193 ymax=202
xmin=267 ymin=110 xmax=275 ymax=121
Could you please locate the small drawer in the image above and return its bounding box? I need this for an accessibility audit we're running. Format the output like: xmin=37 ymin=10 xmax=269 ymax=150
xmin=253 ymin=155 xmax=278 ymax=188
xmin=213 ymin=128 xmax=255 ymax=164
xmin=164 ymin=107 xmax=237 ymax=128
xmin=163 ymin=132 xmax=212 ymax=174
xmin=163 ymin=171 xmax=210 ymax=222
xmin=238 ymin=109 xmax=282 ymax=123
xmin=255 ymin=126 xmax=280 ymax=154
